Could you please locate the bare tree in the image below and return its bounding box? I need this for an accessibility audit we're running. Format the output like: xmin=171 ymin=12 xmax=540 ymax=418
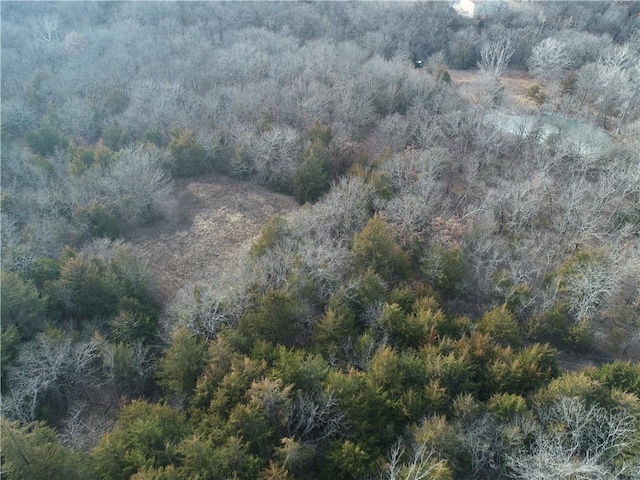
xmin=478 ymin=38 xmax=514 ymax=79
xmin=252 ymin=125 xmax=303 ymax=187
xmin=286 ymin=391 xmax=345 ymax=446
xmin=529 ymin=38 xmax=572 ymax=84
xmin=101 ymin=145 xmax=173 ymax=226
xmin=32 ymin=14 xmax=60 ymax=42
xmin=169 ymin=285 xmax=232 ymax=339
xmin=379 ymin=438 xmax=450 ymax=480
xmin=507 ymin=397 xmax=637 ymax=480
xmin=2 ymin=333 xmax=105 ymax=424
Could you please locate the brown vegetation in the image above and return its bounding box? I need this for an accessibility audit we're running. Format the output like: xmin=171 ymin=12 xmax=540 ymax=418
xmin=449 ymin=68 xmax=538 ymax=107
xmin=126 ymin=174 xmax=298 ymax=302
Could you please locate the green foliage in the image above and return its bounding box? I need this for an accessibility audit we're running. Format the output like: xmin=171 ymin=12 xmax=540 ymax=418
xmin=90 ymin=400 xmax=189 ymax=480
xmin=269 ymin=346 xmax=329 ymax=395
xmin=377 ymin=302 xmax=426 ymax=349
xmin=18 ymin=256 xmax=61 ymax=293
xmin=293 ymin=139 xmax=331 ymax=203
xmin=108 ymin=310 xmax=157 ymax=343
xmin=249 ymin=215 xmax=290 ymax=257
xmin=537 ymin=303 xmax=591 ymax=350
xmin=206 ymin=356 xmax=269 ymax=417
xmin=26 ymin=125 xmax=69 ymax=157
xmin=67 ymin=143 xmax=115 ymax=174
xmin=209 ymin=133 xmax=235 ymax=173
xmin=327 ymin=367 xmax=404 ymax=451
xmin=448 ymin=42 xmax=478 ymax=70
xmin=326 ymin=440 xmax=372 ymax=480
xmin=168 ymin=129 xmax=209 ymax=177
xmin=0 ymin=271 xmax=46 ymax=338
xmin=238 ymin=289 xmax=302 ymax=347
xmin=487 ymin=343 xmax=559 ymax=397
xmin=103 ymin=125 xmax=133 ymax=151
xmin=1 ymin=324 xmax=22 ymax=387
xmin=105 ymin=340 xmax=154 ymax=397
xmin=230 ymin=145 xmax=256 ymax=179
xmin=308 ymin=122 xmax=333 ymax=146
xmin=586 ymin=361 xmax=640 ymax=397
xmin=1 ymin=419 xmax=89 ymax=480
xmin=421 ymin=246 xmax=466 ymax=296
xmin=68 ymin=144 xmax=96 ymax=174
xmin=72 ymin=202 xmax=121 ymax=239
xmin=157 ymin=327 xmax=209 ymax=402
xmin=200 ymin=435 xmax=263 ymax=479
xmin=477 ymin=305 xmax=522 ymax=348
xmin=144 ymin=129 xmax=168 ymax=148
xmin=352 ymin=268 xmax=388 ymax=311
xmin=190 ymin=337 xmax=241 ymax=410
xmin=53 ymin=255 xmax=122 ymax=321
xmin=274 ymin=437 xmax=314 ymax=478
xmin=411 ymin=415 xmax=457 ymax=469
xmin=534 ymin=372 xmax=613 ymax=407
xmin=258 ymin=460 xmax=294 ymax=480
xmin=351 ymin=214 xmax=410 ymax=282
xmin=414 ymin=301 xmax=466 ymax=340
xmin=312 ymin=307 xmax=357 ymax=354
xmin=493 ymin=270 xmax=534 ymax=321
xmin=487 ymin=393 xmax=527 ymax=418
xmin=226 ymin=404 xmax=273 ymax=457
xmin=422 ymin=350 xmax=475 ymax=399
xmin=26 ymin=247 xmax=160 ymax=342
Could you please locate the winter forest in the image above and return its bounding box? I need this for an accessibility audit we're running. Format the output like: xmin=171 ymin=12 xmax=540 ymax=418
xmin=1 ymin=1 xmax=640 ymax=479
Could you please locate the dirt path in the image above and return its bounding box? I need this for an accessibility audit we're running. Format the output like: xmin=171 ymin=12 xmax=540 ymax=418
xmin=125 ymin=174 xmax=298 ymax=303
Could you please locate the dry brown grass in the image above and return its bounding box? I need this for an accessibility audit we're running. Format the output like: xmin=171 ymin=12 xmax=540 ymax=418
xmin=125 ymin=174 xmax=298 ymax=302
xmin=448 ymin=68 xmax=538 ymax=108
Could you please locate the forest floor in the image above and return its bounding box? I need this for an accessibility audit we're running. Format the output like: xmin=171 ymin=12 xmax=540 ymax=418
xmin=449 ymin=68 xmax=537 ymax=108
xmin=125 ymin=174 xmax=298 ymax=304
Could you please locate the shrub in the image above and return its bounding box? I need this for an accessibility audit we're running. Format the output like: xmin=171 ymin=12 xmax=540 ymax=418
xmin=351 ymin=268 xmax=388 ymax=312
xmin=477 ymin=305 xmax=522 ymax=348
xmin=230 ymin=146 xmax=255 ymax=179
xmin=311 ymin=307 xmax=356 ymax=354
xmin=0 ymin=272 xmax=46 ymax=338
xmin=1 ymin=325 xmax=22 ymax=387
xmin=249 ymin=215 xmax=290 ymax=257
xmin=238 ymin=289 xmax=301 ymax=347
xmin=1 ymin=419 xmax=88 ymax=480
xmin=351 ymin=214 xmax=410 ymax=282
xmin=534 ymin=372 xmax=611 ymax=407
xmin=293 ymin=139 xmax=331 ymax=203
xmin=487 ymin=393 xmax=527 ymax=419
xmin=538 ymin=303 xmax=591 ymax=350
xmin=587 ymin=361 xmax=640 ymax=397
xmin=90 ymin=401 xmax=188 ymax=480
xmin=377 ymin=303 xmax=426 ymax=349
xmin=26 ymin=125 xmax=69 ymax=157
xmin=525 ymin=84 xmax=546 ymax=105
xmin=72 ymin=202 xmax=121 ymax=239
xmin=108 ymin=311 xmax=157 ymax=344
xmin=102 ymin=125 xmax=132 ymax=151
xmin=420 ymin=247 xmax=465 ymax=296
xmin=23 ymin=257 xmax=61 ymax=291
xmin=168 ymin=130 xmax=209 ymax=177
xmin=436 ymin=67 xmax=452 ymax=84
xmin=326 ymin=440 xmax=371 ymax=480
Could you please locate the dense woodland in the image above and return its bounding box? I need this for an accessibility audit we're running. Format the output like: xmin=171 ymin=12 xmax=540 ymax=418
xmin=1 ymin=1 xmax=640 ymax=479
